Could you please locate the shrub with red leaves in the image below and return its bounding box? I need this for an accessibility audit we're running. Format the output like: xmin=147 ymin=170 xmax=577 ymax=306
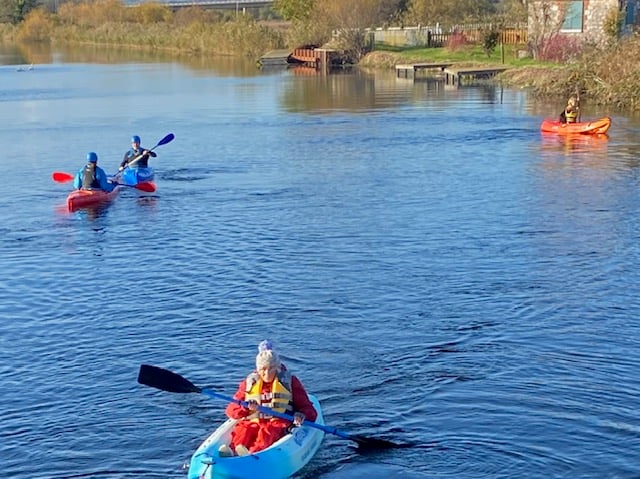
xmin=538 ymin=34 xmax=583 ymax=62
xmin=445 ymin=29 xmax=468 ymax=51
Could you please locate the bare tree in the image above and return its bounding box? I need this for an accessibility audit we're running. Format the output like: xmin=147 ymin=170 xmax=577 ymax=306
xmin=527 ymin=0 xmax=564 ymax=59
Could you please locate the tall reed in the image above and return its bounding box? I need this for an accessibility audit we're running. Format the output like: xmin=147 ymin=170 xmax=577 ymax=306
xmin=14 ymin=0 xmax=284 ymax=57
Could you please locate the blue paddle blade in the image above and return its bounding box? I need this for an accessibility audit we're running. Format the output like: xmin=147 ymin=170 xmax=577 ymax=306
xmin=157 ymin=133 xmax=174 ymax=146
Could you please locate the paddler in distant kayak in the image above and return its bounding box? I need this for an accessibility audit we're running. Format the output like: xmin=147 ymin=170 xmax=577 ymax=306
xmin=73 ymin=152 xmax=116 ymax=192
xmin=218 ymin=344 xmax=317 ymax=457
xmin=559 ymin=95 xmax=580 ymax=124
xmin=119 ymin=134 xmax=156 ymax=170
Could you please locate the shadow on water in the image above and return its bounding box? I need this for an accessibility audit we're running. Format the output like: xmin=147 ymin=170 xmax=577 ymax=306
xmin=316 ymin=462 xmax=430 ymax=479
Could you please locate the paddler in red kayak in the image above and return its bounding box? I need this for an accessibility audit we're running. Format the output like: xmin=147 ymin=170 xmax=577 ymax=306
xmin=219 ymin=343 xmax=317 ymax=456
xmin=73 ymin=152 xmax=116 ymax=192
xmin=559 ymin=95 xmax=580 ymax=124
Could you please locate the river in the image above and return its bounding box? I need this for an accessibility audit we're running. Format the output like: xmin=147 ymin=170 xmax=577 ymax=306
xmin=1 ymin=43 xmax=639 ymax=479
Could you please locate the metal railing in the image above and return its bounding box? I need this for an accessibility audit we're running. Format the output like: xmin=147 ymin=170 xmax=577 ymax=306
xmin=124 ymin=0 xmax=272 ymax=7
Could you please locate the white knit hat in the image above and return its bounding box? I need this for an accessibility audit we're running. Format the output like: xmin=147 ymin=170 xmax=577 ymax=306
xmin=256 ymin=349 xmax=280 ymax=370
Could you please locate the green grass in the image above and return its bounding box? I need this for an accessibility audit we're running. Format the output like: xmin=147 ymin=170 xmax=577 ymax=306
xmin=377 ymin=43 xmax=543 ymax=67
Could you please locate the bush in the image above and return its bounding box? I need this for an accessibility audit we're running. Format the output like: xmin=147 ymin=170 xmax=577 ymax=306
xmin=17 ymin=8 xmax=54 ymax=41
xmin=58 ymin=0 xmax=127 ymax=27
xmin=445 ymin=30 xmax=468 ymax=51
xmin=131 ymin=2 xmax=173 ymax=25
xmin=537 ymin=34 xmax=582 ymax=62
xmin=482 ymin=29 xmax=500 ymax=57
xmin=172 ymin=6 xmax=221 ymax=28
xmin=602 ymin=7 xmax=623 ymax=46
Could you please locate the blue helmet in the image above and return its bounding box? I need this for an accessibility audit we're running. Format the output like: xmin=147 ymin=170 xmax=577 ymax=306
xmin=87 ymin=152 xmax=98 ymax=163
xmin=131 ymin=135 xmax=141 ymax=144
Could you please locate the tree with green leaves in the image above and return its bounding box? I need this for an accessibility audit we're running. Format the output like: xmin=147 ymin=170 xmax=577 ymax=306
xmin=273 ymin=0 xmax=315 ymax=22
xmin=403 ymin=0 xmax=497 ymax=25
xmin=0 ymin=0 xmax=39 ymax=23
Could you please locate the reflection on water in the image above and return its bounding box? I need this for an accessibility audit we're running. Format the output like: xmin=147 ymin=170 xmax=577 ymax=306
xmin=540 ymin=132 xmax=610 ymax=155
xmin=0 ymin=41 xmax=261 ymax=76
xmin=279 ymin=68 xmax=509 ymax=113
xmin=55 ymin=201 xmax=112 ymax=222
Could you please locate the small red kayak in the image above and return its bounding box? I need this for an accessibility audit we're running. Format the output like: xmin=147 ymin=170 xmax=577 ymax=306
xmin=66 ymin=187 xmax=120 ymax=211
xmin=540 ymin=116 xmax=611 ymax=135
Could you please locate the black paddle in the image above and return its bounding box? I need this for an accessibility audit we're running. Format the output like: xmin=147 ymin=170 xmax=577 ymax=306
xmin=137 ymin=364 xmax=402 ymax=451
xmin=126 ymin=133 xmax=174 ymax=168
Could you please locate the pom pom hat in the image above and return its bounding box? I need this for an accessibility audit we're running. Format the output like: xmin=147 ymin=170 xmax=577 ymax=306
xmin=256 ymin=349 xmax=280 ymax=370
xmin=258 ymin=339 xmax=273 ymax=352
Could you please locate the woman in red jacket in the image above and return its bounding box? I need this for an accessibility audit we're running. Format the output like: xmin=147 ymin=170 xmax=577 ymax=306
xmin=220 ymin=346 xmax=317 ymax=456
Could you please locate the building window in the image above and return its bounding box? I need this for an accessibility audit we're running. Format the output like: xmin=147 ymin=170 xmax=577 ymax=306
xmin=625 ymin=1 xmax=635 ymax=26
xmin=561 ymin=0 xmax=584 ymax=32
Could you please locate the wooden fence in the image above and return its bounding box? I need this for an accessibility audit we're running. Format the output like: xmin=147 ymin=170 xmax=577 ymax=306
xmin=368 ymin=24 xmax=528 ymax=48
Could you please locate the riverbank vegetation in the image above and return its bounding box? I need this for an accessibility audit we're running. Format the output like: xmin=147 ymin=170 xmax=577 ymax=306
xmin=1 ymin=0 xmax=640 ymax=109
xmin=1 ymin=0 xmax=285 ymax=57
xmin=360 ymin=37 xmax=640 ymax=109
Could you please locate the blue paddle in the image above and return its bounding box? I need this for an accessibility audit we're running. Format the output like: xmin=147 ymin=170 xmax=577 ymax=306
xmin=137 ymin=364 xmax=402 ymax=450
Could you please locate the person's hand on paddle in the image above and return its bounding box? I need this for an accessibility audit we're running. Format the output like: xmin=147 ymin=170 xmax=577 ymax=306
xmin=293 ymin=412 xmax=306 ymax=426
xmin=246 ymin=399 xmax=259 ymax=412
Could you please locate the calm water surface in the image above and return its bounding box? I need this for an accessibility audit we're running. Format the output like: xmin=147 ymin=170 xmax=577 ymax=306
xmin=1 ymin=45 xmax=640 ymax=479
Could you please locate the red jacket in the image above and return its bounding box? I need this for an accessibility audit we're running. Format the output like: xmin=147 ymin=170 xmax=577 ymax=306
xmin=225 ymin=374 xmax=317 ymax=422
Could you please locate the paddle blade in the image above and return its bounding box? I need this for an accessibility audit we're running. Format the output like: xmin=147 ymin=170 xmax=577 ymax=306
xmin=52 ymin=172 xmax=74 ymax=182
xmin=351 ymin=435 xmax=406 ymax=451
xmin=135 ymin=181 xmax=156 ymax=192
xmin=137 ymin=364 xmax=201 ymax=394
xmin=157 ymin=133 xmax=174 ymax=147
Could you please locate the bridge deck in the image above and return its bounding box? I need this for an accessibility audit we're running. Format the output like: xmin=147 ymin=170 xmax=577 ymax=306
xmin=125 ymin=0 xmax=272 ymax=8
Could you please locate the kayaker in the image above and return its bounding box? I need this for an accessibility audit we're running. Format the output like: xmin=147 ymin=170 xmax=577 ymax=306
xmin=73 ymin=152 xmax=116 ymax=192
xmin=559 ymin=96 xmax=580 ymax=124
xmin=119 ymin=134 xmax=156 ymax=170
xmin=219 ymin=347 xmax=317 ymax=457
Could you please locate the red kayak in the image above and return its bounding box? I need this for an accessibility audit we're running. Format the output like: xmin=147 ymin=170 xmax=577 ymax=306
xmin=67 ymin=187 xmax=120 ymax=211
xmin=540 ymin=116 xmax=611 ymax=135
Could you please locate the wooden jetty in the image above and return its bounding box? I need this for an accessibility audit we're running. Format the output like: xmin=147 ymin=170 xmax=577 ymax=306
xmin=443 ymin=66 xmax=509 ymax=85
xmin=395 ymin=62 xmax=451 ymax=78
xmin=258 ymin=49 xmax=291 ymax=67
xmin=259 ymin=47 xmax=337 ymax=71
xmin=396 ymin=62 xmax=509 ymax=85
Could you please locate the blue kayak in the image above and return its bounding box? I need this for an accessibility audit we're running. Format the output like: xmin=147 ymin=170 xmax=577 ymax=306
xmin=117 ymin=166 xmax=154 ymax=186
xmin=187 ymin=395 xmax=324 ymax=479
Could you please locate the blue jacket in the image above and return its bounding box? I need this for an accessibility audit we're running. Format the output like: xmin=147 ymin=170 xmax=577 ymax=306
xmin=73 ymin=164 xmax=116 ymax=192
